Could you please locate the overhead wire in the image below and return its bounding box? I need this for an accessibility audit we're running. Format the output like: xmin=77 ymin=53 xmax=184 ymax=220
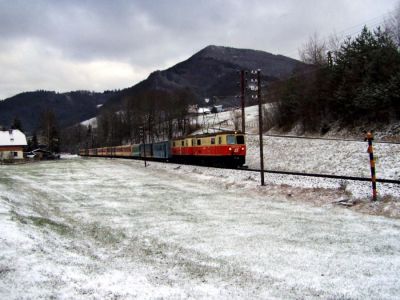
xmin=280 ymin=7 xmax=397 ymax=59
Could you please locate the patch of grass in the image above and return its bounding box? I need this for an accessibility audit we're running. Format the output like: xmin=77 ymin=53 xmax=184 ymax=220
xmin=84 ymin=222 xmax=127 ymax=245
xmin=0 ymin=265 xmax=14 ymax=276
xmin=28 ymin=216 xmax=71 ymax=235
xmin=11 ymin=210 xmax=71 ymax=235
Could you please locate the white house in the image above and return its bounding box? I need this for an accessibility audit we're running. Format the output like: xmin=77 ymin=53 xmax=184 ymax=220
xmin=198 ymin=107 xmax=211 ymax=114
xmin=0 ymin=129 xmax=27 ymax=160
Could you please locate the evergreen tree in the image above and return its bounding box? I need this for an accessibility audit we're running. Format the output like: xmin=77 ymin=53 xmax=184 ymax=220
xmin=40 ymin=109 xmax=60 ymax=153
xmin=11 ymin=117 xmax=23 ymax=131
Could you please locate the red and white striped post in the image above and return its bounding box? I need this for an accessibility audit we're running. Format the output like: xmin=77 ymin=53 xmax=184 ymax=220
xmin=365 ymin=131 xmax=377 ymax=201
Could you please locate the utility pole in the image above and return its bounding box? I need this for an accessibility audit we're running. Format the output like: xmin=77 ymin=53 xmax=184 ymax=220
xmin=139 ymin=125 xmax=147 ymax=167
xmin=256 ymin=69 xmax=265 ymax=186
xmin=365 ymin=131 xmax=377 ymax=200
xmin=327 ymin=51 xmax=333 ymax=68
xmin=240 ymin=70 xmax=246 ymax=133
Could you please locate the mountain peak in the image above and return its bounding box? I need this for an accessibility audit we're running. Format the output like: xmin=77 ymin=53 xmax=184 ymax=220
xmin=191 ymin=45 xmax=301 ymax=78
xmin=196 ymin=45 xmax=246 ymax=58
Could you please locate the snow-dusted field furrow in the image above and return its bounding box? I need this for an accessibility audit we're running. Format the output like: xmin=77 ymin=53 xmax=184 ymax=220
xmin=1 ymin=158 xmax=400 ymax=299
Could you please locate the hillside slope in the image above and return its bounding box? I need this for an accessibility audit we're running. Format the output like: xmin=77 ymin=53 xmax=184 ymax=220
xmin=103 ymin=45 xmax=303 ymax=109
xmin=0 ymin=90 xmax=117 ymax=134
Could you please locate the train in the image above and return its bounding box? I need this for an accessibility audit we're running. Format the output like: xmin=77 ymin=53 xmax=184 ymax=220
xmin=79 ymin=131 xmax=246 ymax=168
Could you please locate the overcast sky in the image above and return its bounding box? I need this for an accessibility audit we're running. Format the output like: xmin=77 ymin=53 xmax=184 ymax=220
xmin=0 ymin=0 xmax=398 ymax=100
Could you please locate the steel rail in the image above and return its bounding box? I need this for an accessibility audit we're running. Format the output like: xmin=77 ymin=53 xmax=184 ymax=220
xmin=245 ymin=133 xmax=400 ymax=145
xmin=241 ymin=167 xmax=400 ymax=184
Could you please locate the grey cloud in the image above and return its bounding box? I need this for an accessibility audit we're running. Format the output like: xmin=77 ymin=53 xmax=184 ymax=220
xmin=0 ymin=0 xmax=398 ymax=99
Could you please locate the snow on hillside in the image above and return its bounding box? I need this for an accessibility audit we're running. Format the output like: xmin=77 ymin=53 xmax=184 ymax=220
xmin=80 ymin=116 xmax=97 ymax=127
xmin=198 ymin=105 xmax=400 ymax=180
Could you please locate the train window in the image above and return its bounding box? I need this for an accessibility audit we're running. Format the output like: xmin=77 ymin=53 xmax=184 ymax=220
xmin=192 ymin=139 xmax=195 ymax=146
xmin=227 ymin=135 xmax=235 ymax=144
xmin=211 ymin=137 xmax=215 ymax=145
xmin=236 ymin=135 xmax=245 ymax=144
xmin=181 ymin=140 xmax=184 ymax=146
xmin=173 ymin=141 xmax=176 ymax=147
xmin=197 ymin=139 xmax=201 ymax=145
xmin=218 ymin=137 xmax=222 ymax=144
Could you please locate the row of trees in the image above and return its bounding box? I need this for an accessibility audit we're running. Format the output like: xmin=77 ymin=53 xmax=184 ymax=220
xmin=61 ymin=88 xmax=196 ymax=153
xmin=267 ymin=6 xmax=400 ymax=133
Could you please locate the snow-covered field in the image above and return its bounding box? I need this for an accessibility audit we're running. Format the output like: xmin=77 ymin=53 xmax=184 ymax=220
xmin=1 ymin=105 xmax=400 ymax=298
xmin=1 ymin=158 xmax=400 ymax=299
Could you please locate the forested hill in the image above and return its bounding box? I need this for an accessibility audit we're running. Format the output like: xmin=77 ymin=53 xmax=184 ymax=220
xmin=0 ymin=90 xmax=117 ymax=134
xmin=102 ymin=45 xmax=303 ymax=109
xmin=0 ymin=45 xmax=303 ymax=134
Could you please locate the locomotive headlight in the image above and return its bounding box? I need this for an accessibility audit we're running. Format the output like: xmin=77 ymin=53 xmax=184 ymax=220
xmin=229 ymin=147 xmax=232 ymax=151
xmin=241 ymin=147 xmax=245 ymax=151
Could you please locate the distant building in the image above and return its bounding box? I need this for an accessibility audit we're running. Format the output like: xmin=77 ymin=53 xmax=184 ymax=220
xmin=213 ymin=105 xmax=223 ymax=113
xmin=198 ymin=107 xmax=211 ymax=114
xmin=0 ymin=129 xmax=27 ymax=160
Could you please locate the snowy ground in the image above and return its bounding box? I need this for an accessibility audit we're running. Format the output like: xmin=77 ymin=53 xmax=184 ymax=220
xmin=1 ymin=158 xmax=400 ymax=299
xmin=2 ymin=105 xmax=400 ymax=298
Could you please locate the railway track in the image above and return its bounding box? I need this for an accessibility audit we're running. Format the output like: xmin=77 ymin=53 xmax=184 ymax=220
xmin=240 ymin=167 xmax=400 ymax=184
xmin=245 ymin=133 xmax=400 ymax=145
xmin=85 ymin=156 xmax=400 ymax=185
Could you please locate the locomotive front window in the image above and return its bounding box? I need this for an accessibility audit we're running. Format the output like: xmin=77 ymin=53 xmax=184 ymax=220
xmin=227 ymin=135 xmax=235 ymax=145
xmin=236 ymin=135 xmax=245 ymax=144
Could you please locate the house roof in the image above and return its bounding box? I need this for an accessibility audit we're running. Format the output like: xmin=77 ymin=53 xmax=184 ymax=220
xmin=0 ymin=129 xmax=27 ymax=146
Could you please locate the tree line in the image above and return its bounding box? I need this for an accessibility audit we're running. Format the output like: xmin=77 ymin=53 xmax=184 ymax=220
xmin=266 ymin=7 xmax=400 ymax=133
xmin=60 ymin=88 xmax=196 ymax=153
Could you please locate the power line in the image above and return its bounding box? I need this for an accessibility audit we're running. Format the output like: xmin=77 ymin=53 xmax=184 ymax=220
xmin=281 ymin=7 xmax=397 ymax=59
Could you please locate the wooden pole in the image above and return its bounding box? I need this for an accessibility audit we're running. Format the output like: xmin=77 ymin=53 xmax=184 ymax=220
xmin=257 ymin=70 xmax=265 ymax=186
xmin=365 ymin=131 xmax=377 ymax=200
xmin=240 ymin=70 xmax=246 ymax=134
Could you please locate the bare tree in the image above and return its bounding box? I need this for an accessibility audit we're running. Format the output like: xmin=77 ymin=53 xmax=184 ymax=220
xmin=384 ymin=2 xmax=400 ymax=48
xmin=328 ymin=32 xmax=342 ymax=54
xmin=230 ymin=110 xmax=241 ymax=131
xmin=299 ymin=32 xmax=328 ymax=65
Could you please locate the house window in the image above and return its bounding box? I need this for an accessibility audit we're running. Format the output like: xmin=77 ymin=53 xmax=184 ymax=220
xmin=13 ymin=152 xmax=18 ymax=157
